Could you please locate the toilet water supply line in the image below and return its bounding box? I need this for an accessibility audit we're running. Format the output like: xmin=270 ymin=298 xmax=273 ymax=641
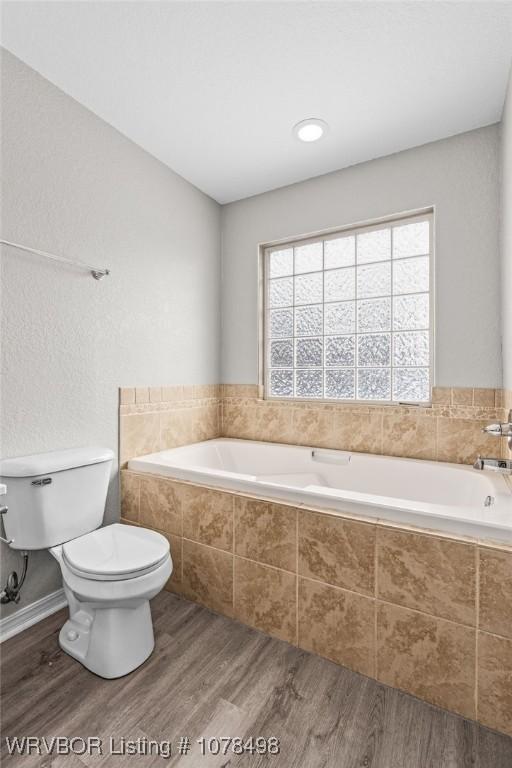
xmin=0 ymin=502 xmax=29 ymax=604
xmin=0 ymin=551 xmax=29 ymax=604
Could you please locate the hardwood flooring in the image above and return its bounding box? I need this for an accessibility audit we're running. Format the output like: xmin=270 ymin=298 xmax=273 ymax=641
xmin=1 ymin=591 xmax=512 ymax=767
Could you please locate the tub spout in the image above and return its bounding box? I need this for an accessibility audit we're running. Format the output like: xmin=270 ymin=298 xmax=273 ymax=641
xmin=473 ymin=456 xmax=512 ymax=474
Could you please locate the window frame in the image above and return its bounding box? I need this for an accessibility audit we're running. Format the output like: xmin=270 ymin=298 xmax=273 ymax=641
xmin=259 ymin=208 xmax=435 ymax=406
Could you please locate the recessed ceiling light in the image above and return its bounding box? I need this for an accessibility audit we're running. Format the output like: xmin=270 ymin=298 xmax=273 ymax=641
xmin=293 ymin=118 xmax=328 ymax=143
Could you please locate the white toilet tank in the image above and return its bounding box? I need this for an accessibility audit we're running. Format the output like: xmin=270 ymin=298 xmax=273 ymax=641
xmin=0 ymin=447 xmax=114 ymax=550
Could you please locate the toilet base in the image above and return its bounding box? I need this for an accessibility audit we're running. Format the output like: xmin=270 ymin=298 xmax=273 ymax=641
xmin=51 ymin=549 xmax=172 ymax=678
xmin=59 ymin=598 xmax=155 ymax=679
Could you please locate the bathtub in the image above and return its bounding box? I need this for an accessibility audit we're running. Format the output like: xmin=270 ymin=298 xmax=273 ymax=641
xmin=128 ymin=438 xmax=512 ymax=542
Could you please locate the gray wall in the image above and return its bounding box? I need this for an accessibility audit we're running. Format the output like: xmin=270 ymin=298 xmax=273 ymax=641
xmin=501 ymin=67 xmax=512 ymax=389
xmin=221 ymin=126 xmax=501 ymax=388
xmin=0 ymin=51 xmax=221 ymax=617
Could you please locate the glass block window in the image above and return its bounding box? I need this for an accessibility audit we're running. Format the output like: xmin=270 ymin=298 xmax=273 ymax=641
xmin=264 ymin=213 xmax=432 ymax=403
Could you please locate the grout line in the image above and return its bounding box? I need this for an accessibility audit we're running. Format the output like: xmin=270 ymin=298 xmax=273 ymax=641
xmin=177 ymin=487 xmax=183 ymax=539
xmin=231 ymin=550 xmax=295 ymax=576
xmin=179 ymin=534 xmax=183 ymax=588
xmin=367 ymin=595 xmax=476 ymax=630
xmin=477 ymin=626 xmax=512 ymax=642
xmin=180 ymin=536 xmax=235 ymax=557
xmin=297 ymin=573 xmax=374 ymax=603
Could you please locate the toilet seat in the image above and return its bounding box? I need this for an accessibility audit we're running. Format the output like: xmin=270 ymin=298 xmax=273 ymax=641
xmin=61 ymin=523 xmax=170 ymax=581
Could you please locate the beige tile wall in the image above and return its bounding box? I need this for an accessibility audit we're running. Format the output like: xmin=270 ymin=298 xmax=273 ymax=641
xmin=119 ymin=385 xmax=221 ymax=466
xmin=119 ymin=385 xmax=511 ymax=466
xmin=120 ymin=470 xmax=512 ymax=737
xmin=222 ymin=385 xmax=511 ymax=464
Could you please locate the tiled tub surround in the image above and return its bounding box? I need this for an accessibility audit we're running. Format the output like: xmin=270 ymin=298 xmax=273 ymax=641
xmin=221 ymin=385 xmax=512 ymax=464
xmin=120 ymin=470 xmax=512 ymax=737
xmin=118 ymin=385 xmax=512 ymax=733
xmin=119 ymin=385 xmax=221 ymax=465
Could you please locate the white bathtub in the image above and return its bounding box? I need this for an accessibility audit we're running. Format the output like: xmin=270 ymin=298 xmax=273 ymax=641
xmin=128 ymin=438 xmax=512 ymax=542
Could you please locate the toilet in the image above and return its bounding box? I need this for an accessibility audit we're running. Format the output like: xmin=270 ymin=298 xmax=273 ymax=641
xmin=0 ymin=447 xmax=172 ymax=678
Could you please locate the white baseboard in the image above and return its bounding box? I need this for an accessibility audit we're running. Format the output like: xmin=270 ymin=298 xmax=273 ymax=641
xmin=0 ymin=588 xmax=67 ymax=643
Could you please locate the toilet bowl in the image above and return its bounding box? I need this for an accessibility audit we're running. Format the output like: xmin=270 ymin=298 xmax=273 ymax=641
xmin=0 ymin=446 xmax=172 ymax=679
xmin=50 ymin=523 xmax=172 ymax=678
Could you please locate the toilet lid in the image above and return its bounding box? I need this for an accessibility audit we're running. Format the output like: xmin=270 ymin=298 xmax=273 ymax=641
xmin=62 ymin=523 xmax=170 ymax=580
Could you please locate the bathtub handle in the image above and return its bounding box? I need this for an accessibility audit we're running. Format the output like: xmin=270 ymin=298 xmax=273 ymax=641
xmin=311 ymin=449 xmax=351 ymax=465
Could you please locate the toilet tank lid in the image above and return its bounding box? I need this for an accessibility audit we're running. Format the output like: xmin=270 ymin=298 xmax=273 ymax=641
xmin=0 ymin=447 xmax=114 ymax=478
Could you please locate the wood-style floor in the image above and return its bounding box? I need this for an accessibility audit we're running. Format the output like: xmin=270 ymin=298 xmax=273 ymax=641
xmin=1 ymin=591 xmax=512 ymax=768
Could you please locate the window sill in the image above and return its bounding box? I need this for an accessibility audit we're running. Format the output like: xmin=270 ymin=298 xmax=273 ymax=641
xmin=262 ymin=395 xmax=432 ymax=408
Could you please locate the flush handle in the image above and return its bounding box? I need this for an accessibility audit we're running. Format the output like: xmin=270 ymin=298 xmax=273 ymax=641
xmin=31 ymin=478 xmax=52 ymax=486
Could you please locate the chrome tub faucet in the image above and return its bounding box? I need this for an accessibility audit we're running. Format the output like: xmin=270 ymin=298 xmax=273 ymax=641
xmin=482 ymin=421 xmax=512 ymax=439
xmin=474 ymin=409 xmax=512 ymax=473
xmin=482 ymin=409 xmax=512 ymax=449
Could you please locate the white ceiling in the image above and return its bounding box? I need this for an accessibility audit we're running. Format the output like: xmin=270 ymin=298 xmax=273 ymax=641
xmin=2 ymin=1 xmax=512 ymax=203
